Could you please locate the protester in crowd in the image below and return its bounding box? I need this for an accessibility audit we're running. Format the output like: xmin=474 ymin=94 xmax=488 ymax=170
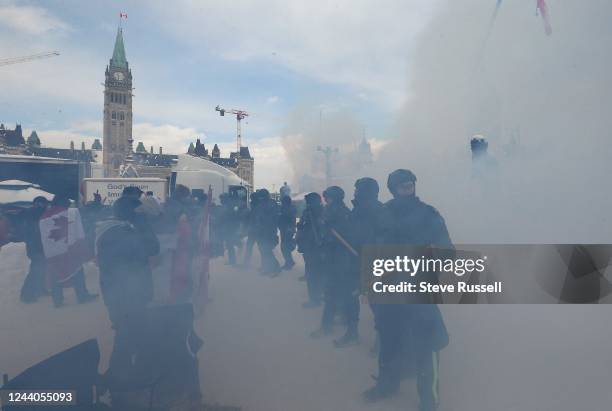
xmin=19 ymin=196 xmax=50 ymax=303
xmin=95 ymin=195 xmax=160 ymax=386
xmin=42 ymin=194 xmax=98 ymax=308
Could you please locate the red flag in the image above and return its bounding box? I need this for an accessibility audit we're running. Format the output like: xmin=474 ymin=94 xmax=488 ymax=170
xmin=39 ymin=207 xmax=92 ymax=288
xmin=195 ymin=186 xmax=213 ymax=308
xmin=169 ymin=214 xmax=192 ymax=303
xmin=536 ymin=0 xmax=552 ymax=36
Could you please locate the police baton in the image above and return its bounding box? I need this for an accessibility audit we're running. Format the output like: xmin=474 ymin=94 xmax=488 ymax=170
xmin=330 ymin=228 xmax=359 ymax=257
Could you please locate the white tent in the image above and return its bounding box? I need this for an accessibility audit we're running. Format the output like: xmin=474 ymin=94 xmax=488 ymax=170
xmin=0 ymin=180 xmax=53 ymax=204
xmin=172 ymin=154 xmax=247 ymax=201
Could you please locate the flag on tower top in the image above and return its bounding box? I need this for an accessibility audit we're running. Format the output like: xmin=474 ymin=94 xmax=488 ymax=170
xmin=119 ymin=12 xmax=128 ymax=19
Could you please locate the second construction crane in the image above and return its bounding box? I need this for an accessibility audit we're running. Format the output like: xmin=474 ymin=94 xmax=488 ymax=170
xmin=215 ymin=105 xmax=250 ymax=152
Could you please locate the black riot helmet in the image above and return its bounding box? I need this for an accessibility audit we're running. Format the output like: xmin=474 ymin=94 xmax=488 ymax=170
xmin=322 ymin=186 xmax=344 ymax=204
xmin=258 ymin=188 xmax=271 ymax=200
xmin=387 ymin=169 xmax=417 ymax=197
xmin=304 ymin=192 xmax=322 ymax=207
xmin=354 ymin=177 xmax=379 ymax=202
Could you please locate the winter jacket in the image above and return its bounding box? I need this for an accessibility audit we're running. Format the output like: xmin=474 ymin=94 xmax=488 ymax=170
xmin=95 ymin=215 xmax=160 ymax=308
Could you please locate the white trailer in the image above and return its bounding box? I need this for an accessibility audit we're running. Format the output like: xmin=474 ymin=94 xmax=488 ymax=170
xmin=82 ymin=178 xmax=168 ymax=205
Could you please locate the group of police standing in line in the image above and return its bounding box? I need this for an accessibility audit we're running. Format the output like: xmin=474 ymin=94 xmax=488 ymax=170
xmin=216 ymin=169 xmax=452 ymax=411
xmin=293 ymin=169 xmax=451 ymax=411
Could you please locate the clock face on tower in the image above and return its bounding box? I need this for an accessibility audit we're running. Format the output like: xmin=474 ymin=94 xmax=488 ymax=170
xmin=113 ymin=71 xmax=125 ymax=81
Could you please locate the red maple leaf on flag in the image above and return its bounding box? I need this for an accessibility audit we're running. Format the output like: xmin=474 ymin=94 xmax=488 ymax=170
xmin=48 ymin=215 xmax=69 ymax=242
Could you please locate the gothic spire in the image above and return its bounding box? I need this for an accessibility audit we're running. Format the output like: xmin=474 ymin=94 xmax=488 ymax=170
xmin=110 ymin=27 xmax=128 ymax=69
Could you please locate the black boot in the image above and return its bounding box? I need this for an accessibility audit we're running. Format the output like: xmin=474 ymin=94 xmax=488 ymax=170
xmin=309 ymin=326 xmax=332 ymax=339
xmin=362 ymin=381 xmax=398 ymax=403
xmin=334 ymin=325 xmax=359 ymax=348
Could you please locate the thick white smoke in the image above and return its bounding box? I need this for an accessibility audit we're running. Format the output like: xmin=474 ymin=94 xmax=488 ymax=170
xmin=375 ymin=0 xmax=612 ymax=243
xmin=281 ymin=107 xmax=381 ymax=194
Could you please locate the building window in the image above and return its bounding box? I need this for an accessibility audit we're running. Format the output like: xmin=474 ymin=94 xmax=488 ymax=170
xmin=119 ymin=112 xmax=125 ymax=121
xmin=112 ymin=111 xmax=116 ymax=120
xmin=122 ymin=94 xmax=126 ymax=104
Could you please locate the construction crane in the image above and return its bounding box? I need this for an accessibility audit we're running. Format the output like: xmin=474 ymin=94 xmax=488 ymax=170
xmin=0 ymin=51 xmax=60 ymax=67
xmin=215 ymin=105 xmax=250 ymax=152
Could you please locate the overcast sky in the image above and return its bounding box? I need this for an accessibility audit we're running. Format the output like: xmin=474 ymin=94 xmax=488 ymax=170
xmin=0 ymin=0 xmax=440 ymax=188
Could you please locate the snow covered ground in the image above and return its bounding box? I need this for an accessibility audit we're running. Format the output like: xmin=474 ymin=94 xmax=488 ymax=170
xmin=1 ymin=242 xmax=611 ymax=410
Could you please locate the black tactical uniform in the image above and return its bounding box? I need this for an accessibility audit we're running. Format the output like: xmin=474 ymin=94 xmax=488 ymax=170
xmin=296 ymin=192 xmax=325 ymax=307
xmin=278 ymin=196 xmax=297 ymax=270
xmin=364 ymin=169 xmax=451 ymax=411
xmin=334 ymin=177 xmax=385 ymax=348
xmin=254 ymin=189 xmax=281 ymax=275
xmin=311 ymin=186 xmax=352 ymax=337
xmin=219 ymin=193 xmax=242 ymax=265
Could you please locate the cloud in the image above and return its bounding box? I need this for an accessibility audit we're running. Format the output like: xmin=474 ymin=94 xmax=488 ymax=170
xmin=132 ymin=123 xmax=201 ymax=154
xmin=0 ymin=4 xmax=69 ymax=35
xmin=266 ymin=96 xmax=279 ymax=104
xmin=150 ymin=0 xmax=441 ymax=109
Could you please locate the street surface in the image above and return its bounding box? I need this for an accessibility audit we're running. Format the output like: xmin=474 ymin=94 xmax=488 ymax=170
xmin=1 ymin=243 xmax=611 ymax=410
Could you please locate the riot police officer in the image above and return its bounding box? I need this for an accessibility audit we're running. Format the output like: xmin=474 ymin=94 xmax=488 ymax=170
xmin=296 ymin=192 xmax=325 ymax=307
xmin=311 ymin=186 xmax=352 ymax=338
xmin=253 ymin=189 xmax=281 ymax=276
xmin=334 ymin=177 xmax=385 ymax=348
xmin=364 ymin=169 xmax=451 ymax=411
xmin=278 ymin=195 xmax=297 ymax=270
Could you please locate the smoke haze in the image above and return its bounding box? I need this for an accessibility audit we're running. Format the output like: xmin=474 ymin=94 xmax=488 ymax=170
xmin=283 ymin=0 xmax=612 ymax=243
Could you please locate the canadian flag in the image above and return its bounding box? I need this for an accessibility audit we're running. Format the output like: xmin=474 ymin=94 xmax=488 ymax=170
xmin=39 ymin=207 xmax=92 ymax=287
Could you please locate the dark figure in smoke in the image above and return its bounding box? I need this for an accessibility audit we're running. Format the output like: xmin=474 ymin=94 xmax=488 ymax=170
xmin=278 ymin=195 xmax=297 ymax=270
xmin=470 ymin=135 xmax=498 ymax=181
xmin=96 ymin=196 xmax=160 ymax=386
xmin=311 ymin=186 xmax=352 ymax=338
xmin=219 ymin=193 xmax=242 ymax=266
xmin=20 ymin=196 xmax=49 ymax=303
xmin=81 ymin=192 xmax=109 ymax=254
xmin=296 ymin=192 xmax=325 ymax=307
xmin=364 ymin=169 xmax=451 ymax=411
xmin=334 ymin=177 xmax=385 ymax=348
xmin=253 ymin=189 xmax=282 ymax=276
xmin=241 ymin=190 xmax=261 ymax=267
xmin=279 ymin=181 xmax=291 ymax=199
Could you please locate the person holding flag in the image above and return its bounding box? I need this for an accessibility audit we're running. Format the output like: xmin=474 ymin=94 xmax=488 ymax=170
xmin=39 ymin=194 xmax=97 ymax=308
